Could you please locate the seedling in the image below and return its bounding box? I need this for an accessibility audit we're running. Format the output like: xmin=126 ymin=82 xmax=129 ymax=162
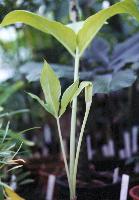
xmin=1 ymin=0 xmax=139 ymax=199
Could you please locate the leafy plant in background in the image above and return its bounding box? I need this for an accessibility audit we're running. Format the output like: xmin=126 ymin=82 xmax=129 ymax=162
xmin=0 ymin=81 xmax=23 ymax=107
xmin=19 ymin=33 xmax=139 ymax=93
xmin=83 ymin=34 xmax=139 ymax=94
xmin=1 ymin=0 xmax=139 ymax=199
xmin=0 ymin=81 xmax=35 ymax=199
xmin=0 ymin=122 xmax=36 ymax=199
xmin=0 ymin=122 xmax=26 ymax=200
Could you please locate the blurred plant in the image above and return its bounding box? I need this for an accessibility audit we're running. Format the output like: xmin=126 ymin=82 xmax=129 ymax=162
xmin=19 ymin=33 xmax=139 ymax=94
xmin=0 ymin=122 xmax=38 ymax=199
xmin=0 ymin=122 xmax=25 ymax=199
xmin=0 ymin=0 xmax=41 ymax=20
xmin=1 ymin=0 xmax=139 ymax=199
xmin=0 ymin=81 xmax=30 ymax=129
xmin=0 ymin=81 xmax=24 ymax=106
xmin=83 ymin=34 xmax=139 ymax=71
xmin=83 ymin=34 xmax=139 ymax=94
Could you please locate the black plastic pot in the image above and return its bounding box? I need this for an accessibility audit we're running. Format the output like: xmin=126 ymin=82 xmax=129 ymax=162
xmin=16 ymin=156 xmax=63 ymax=200
xmin=56 ymin=176 xmax=121 ymax=200
xmin=55 ymin=159 xmax=136 ymax=200
xmin=56 ymin=176 xmax=139 ymax=200
xmin=92 ymin=158 xmax=134 ymax=172
xmin=16 ymin=181 xmax=45 ymax=200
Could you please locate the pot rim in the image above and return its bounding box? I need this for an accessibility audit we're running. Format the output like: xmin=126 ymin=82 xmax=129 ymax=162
xmin=56 ymin=175 xmax=120 ymax=190
xmin=129 ymin=185 xmax=139 ymax=200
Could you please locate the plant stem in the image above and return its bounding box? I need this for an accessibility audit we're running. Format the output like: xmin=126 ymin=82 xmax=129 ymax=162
xmin=69 ymin=48 xmax=80 ymax=195
xmin=72 ymin=102 xmax=91 ymax=195
xmin=56 ymin=118 xmax=70 ymax=187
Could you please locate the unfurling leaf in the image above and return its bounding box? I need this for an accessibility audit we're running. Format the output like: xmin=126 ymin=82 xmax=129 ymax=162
xmin=72 ymin=81 xmax=93 ymax=107
xmin=74 ymin=81 xmax=92 ymax=97
xmin=40 ymin=61 xmax=61 ymax=117
xmin=77 ymin=0 xmax=139 ymax=55
xmin=0 ymin=10 xmax=76 ymax=56
xmin=85 ymin=84 xmax=93 ymax=104
xmin=59 ymin=80 xmax=79 ymax=117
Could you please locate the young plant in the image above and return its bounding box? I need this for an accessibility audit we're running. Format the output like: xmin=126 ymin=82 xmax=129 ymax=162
xmin=1 ymin=0 xmax=139 ymax=199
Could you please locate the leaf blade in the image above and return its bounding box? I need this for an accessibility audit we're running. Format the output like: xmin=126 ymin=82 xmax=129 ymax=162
xmin=28 ymin=92 xmax=45 ymax=109
xmin=59 ymin=80 xmax=79 ymax=117
xmin=93 ymin=70 xmax=137 ymax=94
xmin=110 ymin=69 xmax=137 ymax=91
xmin=2 ymin=121 xmax=10 ymax=143
xmin=40 ymin=61 xmax=61 ymax=117
xmin=74 ymin=81 xmax=93 ymax=98
xmin=28 ymin=92 xmax=54 ymax=116
xmin=78 ymin=0 xmax=139 ymax=55
xmin=0 ymin=10 xmax=76 ymax=56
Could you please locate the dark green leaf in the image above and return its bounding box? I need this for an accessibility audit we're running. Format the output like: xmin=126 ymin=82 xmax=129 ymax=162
xmin=93 ymin=69 xmax=137 ymax=94
xmin=93 ymin=75 xmax=111 ymax=94
xmin=110 ymin=69 xmax=137 ymax=91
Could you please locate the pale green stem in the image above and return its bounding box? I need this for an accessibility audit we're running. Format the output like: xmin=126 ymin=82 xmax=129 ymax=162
xmin=69 ymin=48 xmax=80 ymax=197
xmin=72 ymin=102 xmax=91 ymax=196
xmin=56 ymin=118 xmax=71 ymax=188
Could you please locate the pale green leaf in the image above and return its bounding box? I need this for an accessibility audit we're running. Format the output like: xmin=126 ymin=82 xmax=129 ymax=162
xmin=2 ymin=121 xmax=10 ymax=143
xmin=0 ymin=10 xmax=76 ymax=56
xmin=78 ymin=0 xmax=139 ymax=55
xmin=67 ymin=21 xmax=84 ymax=34
xmin=74 ymin=81 xmax=92 ymax=98
xmin=28 ymin=92 xmax=54 ymax=116
xmin=40 ymin=61 xmax=61 ymax=117
xmin=28 ymin=92 xmax=45 ymax=108
xmin=85 ymin=84 xmax=93 ymax=104
xmin=59 ymin=80 xmax=79 ymax=117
